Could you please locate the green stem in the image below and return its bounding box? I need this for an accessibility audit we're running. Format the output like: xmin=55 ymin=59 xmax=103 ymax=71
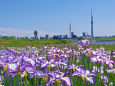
xmin=24 ymin=77 xmax=30 ymax=86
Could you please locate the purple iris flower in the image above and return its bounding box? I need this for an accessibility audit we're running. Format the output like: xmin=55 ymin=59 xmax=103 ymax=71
xmin=68 ymin=64 xmax=84 ymax=72
xmin=73 ymin=51 xmax=80 ymax=56
xmin=47 ymin=70 xmax=72 ymax=86
xmin=106 ymin=69 xmax=115 ymax=73
xmin=100 ymin=74 xmax=108 ymax=83
xmin=7 ymin=63 xmax=18 ymax=73
xmin=78 ymin=38 xmax=92 ymax=48
xmin=40 ymin=59 xmax=58 ymax=70
xmin=72 ymin=69 xmax=96 ymax=84
xmin=24 ymin=58 xmax=35 ymax=67
xmin=89 ymin=48 xmax=115 ymax=68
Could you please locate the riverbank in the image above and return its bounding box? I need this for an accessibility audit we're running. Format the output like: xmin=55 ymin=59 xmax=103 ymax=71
xmin=0 ymin=39 xmax=115 ymax=50
xmin=95 ymin=38 xmax=115 ymax=41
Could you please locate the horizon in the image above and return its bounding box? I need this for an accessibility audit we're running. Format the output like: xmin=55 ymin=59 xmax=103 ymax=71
xmin=0 ymin=0 xmax=115 ymax=37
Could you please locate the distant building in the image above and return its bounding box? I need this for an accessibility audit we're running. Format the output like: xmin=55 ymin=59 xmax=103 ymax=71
xmin=25 ymin=36 xmax=29 ymax=40
xmin=30 ymin=37 xmax=34 ymax=39
xmin=53 ymin=35 xmax=62 ymax=39
xmin=70 ymin=32 xmax=77 ymax=39
xmin=82 ymin=32 xmax=86 ymax=38
xmin=45 ymin=34 xmax=50 ymax=39
xmin=71 ymin=32 xmax=75 ymax=38
xmin=34 ymin=30 xmax=38 ymax=39
xmin=63 ymin=34 xmax=68 ymax=39
xmin=112 ymin=35 xmax=115 ymax=38
xmin=40 ymin=37 xmax=45 ymax=40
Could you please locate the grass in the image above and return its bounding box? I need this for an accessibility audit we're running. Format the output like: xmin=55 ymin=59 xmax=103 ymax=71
xmin=0 ymin=39 xmax=115 ymax=51
xmin=95 ymin=38 xmax=115 ymax=40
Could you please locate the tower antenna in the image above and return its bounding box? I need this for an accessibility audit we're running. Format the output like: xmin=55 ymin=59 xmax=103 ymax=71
xmin=91 ymin=8 xmax=94 ymax=38
xmin=69 ymin=23 xmax=71 ymax=39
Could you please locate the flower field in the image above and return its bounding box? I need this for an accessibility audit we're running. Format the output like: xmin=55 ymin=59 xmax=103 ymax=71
xmin=0 ymin=39 xmax=115 ymax=86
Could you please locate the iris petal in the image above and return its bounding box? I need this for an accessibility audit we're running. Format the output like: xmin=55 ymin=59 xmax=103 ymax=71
xmin=61 ymin=77 xmax=71 ymax=86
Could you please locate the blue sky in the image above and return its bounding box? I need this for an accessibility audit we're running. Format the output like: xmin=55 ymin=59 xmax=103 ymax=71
xmin=0 ymin=0 xmax=115 ymax=37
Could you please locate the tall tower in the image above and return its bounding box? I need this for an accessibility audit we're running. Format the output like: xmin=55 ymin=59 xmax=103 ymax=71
xmin=91 ymin=9 xmax=94 ymax=38
xmin=69 ymin=23 xmax=72 ymax=39
xmin=34 ymin=30 xmax=38 ymax=39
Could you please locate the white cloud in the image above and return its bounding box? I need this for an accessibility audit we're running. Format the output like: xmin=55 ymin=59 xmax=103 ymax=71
xmin=0 ymin=27 xmax=54 ymax=38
